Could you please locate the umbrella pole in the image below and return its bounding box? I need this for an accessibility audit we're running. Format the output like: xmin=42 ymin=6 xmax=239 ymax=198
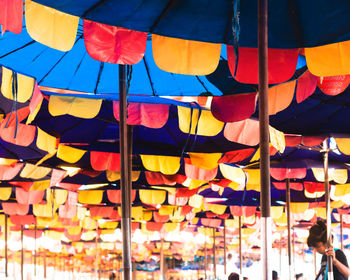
xmin=5 ymin=214 xmax=8 ymax=278
xmin=258 ymin=0 xmax=272 ymax=279
xmin=239 ymin=216 xmax=243 ymax=278
xmin=21 ymin=225 xmax=24 ymax=280
xmin=119 ymin=64 xmax=133 ymax=280
xmin=34 ymin=223 xmax=37 ymax=277
xmin=322 ymin=139 xmax=334 ymax=280
xmin=44 ymin=250 xmax=47 ymax=279
xmin=286 ymin=179 xmax=292 ymax=280
xmin=204 ymin=230 xmax=207 ymax=280
xmin=224 ymin=220 xmax=227 ymax=276
xmin=213 ymin=228 xmax=216 ymax=279
xmin=160 ymin=234 xmax=164 ymax=280
xmin=340 ymin=214 xmax=344 ymax=250
xmin=279 ymin=232 xmax=282 ymax=277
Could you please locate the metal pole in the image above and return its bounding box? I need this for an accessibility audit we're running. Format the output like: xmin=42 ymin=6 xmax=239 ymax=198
xmin=213 ymin=228 xmax=216 ymax=279
xmin=340 ymin=214 xmax=344 ymax=250
xmin=119 ymin=64 xmax=133 ymax=280
xmin=286 ymin=179 xmax=292 ymax=280
xmin=258 ymin=0 xmax=272 ymax=279
xmin=279 ymin=233 xmax=282 ymax=277
xmin=224 ymin=220 xmax=227 ymax=276
xmin=95 ymin=229 xmax=99 ymax=279
xmin=5 ymin=214 xmax=8 ymax=278
xmin=323 ymin=139 xmax=334 ymax=280
xmin=204 ymin=231 xmax=207 ymax=280
xmin=34 ymin=223 xmax=37 ymax=277
xmin=44 ymin=250 xmax=47 ymax=279
xmin=160 ymin=235 xmax=164 ymax=280
xmin=21 ymin=225 xmax=24 ymax=280
xmin=239 ymin=216 xmax=243 ymax=277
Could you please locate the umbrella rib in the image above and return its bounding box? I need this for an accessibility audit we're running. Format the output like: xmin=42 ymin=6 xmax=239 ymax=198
xmin=81 ymin=0 xmax=108 ymax=19
xmin=142 ymin=57 xmax=156 ymax=96
xmin=150 ymin=0 xmax=177 ymax=33
xmin=94 ymin=62 xmax=104 ymax=94
xmin=195 ymin=75 xmax=209 ymax=93
xmin=223 ymin=4 xmax=234 ymax=44
xmin=0 ymin=40 xmax=36 ymax=59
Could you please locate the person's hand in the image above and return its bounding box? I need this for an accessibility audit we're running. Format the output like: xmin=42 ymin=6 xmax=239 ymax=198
xmin=325 ymin=247 xmax=336 ymax=262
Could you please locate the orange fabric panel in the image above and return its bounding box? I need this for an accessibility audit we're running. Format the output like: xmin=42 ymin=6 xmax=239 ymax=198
xmin=218 ymin=149 xmax=255 ymax=164
xmin=153 ymin=35 xmax=220 ymax=75
xmin=270 ymin=168 xmax=307 ymax=180
xmin=2 ymin=203 xmax=29 ymax=215
xmin=10 ymin=214 xmax=36 ymax=225
xmin=107 ymin=190 xmax=137 ymax=204
xmin=146 ymin=222 xmax=164 ymax=232
xmin=153 ymin=212 xmax=169 ymax=223
xmin=145 ymin=172 xmax=186 ymax=186
xmin=268 ymin=80 xmax=296 ymax=115
xmin=200 ymin=218 xmax=221 ymax=228
xmin=0 ymin=123 xmax=36 ymax=146
xmin=16 ymin=189 xmax=44 ymax=204
xmin=90 ymin=151 xmax=120 ymax=171
xmin=0 ymin=163 xmax=23 ymax=180
xmin=184 ymin=162 xmax=217 ymax=181
xmin=58 ymin=203 xmax=77 ymax=219
xmin=230 ymin=206 xmax=256 ymax=217
xmin=224 ymin=119 xmax=259 ymax=146
xmin=89 ymin=206 xmax=114 ymax=218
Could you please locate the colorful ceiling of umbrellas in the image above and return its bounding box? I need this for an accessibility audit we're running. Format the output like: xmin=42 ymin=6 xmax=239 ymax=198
xmin=1 ymin=0 xmax=350 ymax=269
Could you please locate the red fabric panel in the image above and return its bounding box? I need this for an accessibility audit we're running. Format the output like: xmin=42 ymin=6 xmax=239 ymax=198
xmin=337 ymin=209 xmax=349 ymax=215
xmin=227 ymin=46 xmax=298 ymax=84
xmin=59 ymin=204 xmax=77 ymax=219
xmin=2 ymin=203 xmax=29 ymax=215
xmin=3 ymin=107 xmax=30 ymax=126
xmin=0 ymin=163 xmax=23 ymax=180
xmin=211 ymin=93 xmax=257 ymax=122
xmin=107 ymin=189 xmax=136 ymax=204
xmin=90 ymin=151 xmax=120 ymax=171
xmin=146 ymin=222 xmax=164 ymax=232
xmin=302 ymin=136 xmax=325 ymax=147
xmin=89 ymin=206 xmax=114 ymax=218
xmin=16 ymin=189 xmax=44 ymax=204
xmin=272 ymin=182 xmax=303 ymax=191
xmin=270 ymin=168 xmax=306 ymax=180
xmin=24 ymin=229 xmax=43 ymax=238
xmin=304 ymin=182 xmax=325 ymax=193
xmin=309 ymin=201 xmax=325 ymax=208
xmin=218 ymin=149 xmax=255 ymax=164
xmin=0 ymin=123 xmax=36 ymax=146
xmin=113 ymin=102 xmax=169 ymax=128
xmin=83 ymin=20 xmax=147 ymax=65
xmin=285 ymin=135 xmax=302 ymax=147
xmin=110 ymin=210 xmax=121 ymax=220
xmin=0 ymin=0 xmax=22 ymax=34
xmin=10 ymin=181 xmax=33 ymax=192
xmin=184 ymin=163 xmax=217 ymax=181
xmin=58 ymin=183 xmax=81 ymax=191
xmin=218 ymin=213 xmax=230 ymax=219
xmin=131 ymin=222 xmax=139 ymax=231
xmin=10 ymin=215 xmax=36 ymax=225
xmin=65 ymin=231 xmax=82 ymax=242
xmin=206 ymin=212 xmax=216 ymax=218
xmin=181 ymin=205 xmax=192 ymax=216
xmin=175 ymin=188 xmax=198 ymax=198
xmin=201 ymin=218 xmax=221 ymax=228
xmin=50 ymin=169 xmax=66 ymax=187
xmin=145 ymin=172 xmax=186 ymax=186
xmin=230 ymin=206 xmax=256 ymax=217
xmin=318 ymin=75 xmax=350 ymax=96
xmin=29 ymin=83 xmax=44 ymax=114
xmin=296 ymin=70 xmax=317 ymax=103
xmin=58 ymin=217 xmax=79 ymax=227
xmin=154 ymin=212 xmax=169 ymax=223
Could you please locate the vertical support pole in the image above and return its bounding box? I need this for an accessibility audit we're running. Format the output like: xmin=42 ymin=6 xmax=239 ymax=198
xmin=204 ymin=231 xmax=207 ymax=280
xmin=44 ymin=250 xmax=47 ymax=279
xmin=286 ymin=179 xmax=292 ymax=280
xmin=292 ymin=229 xmax=296 ymax=276
xmin=223 ymin=220 xmax=227 ymax=276
xmin=314 ymin=249 xmax=317 ymax=277
xmin=323 ymin=139 xmax=334 ymax=280
xmin=34 ymin=223 xmax=37 ymax=277
xmin=160 ymin=234 xmax=164 ymax=280
xmin=213 ymin=228 xmax=216 ymax=279
xmin=21 ymin=225 xmax=24 ymax=280
xmin=258 ymin=0 xmax=271 ymax=279
xmin=239 ymin=216 xmax=243 ymax=278
xmin=279 ymin=232 xmax=282 ymax=277
xmin=119 ymin=64 xmax=133 ymax=280
xmin=5 ymin=214 xmax=8 ymax=278
xmin=95 ymin=228 xmax=99 ymax=279
xmin=340 ymin=214 xmax=344 ymax=250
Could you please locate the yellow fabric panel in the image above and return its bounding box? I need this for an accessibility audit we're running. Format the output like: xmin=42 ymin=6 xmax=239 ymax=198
xmin=185 ymin=179 xmax=207 ymax=190
xmin=36 ymin=128 xmax=57 ymax=155
xmin=316 ymin=208 xmax=326 ymax=219
xmin=165 ymin=223 xmax=179 ymax=233
xmin=139 ymin=190 xmax=166 ymax=205
xmin=331 ymin=200 xmax=344 ymax=209
xmin=274 ymin=212 xmax=287 ymax=225
xmin=49 ymin=95 xmax=102 ymax=118
xmin=188 ymin=153 xmax=222 ymax=170
xmin=143 ymin=211 xmax=153 ymax=222
xmin=219 ymin=164 xmax=246 ymax=185
xmin=0 ymin=188 xmax=12 ymax=200
xmin=206 ymin=204 xmax=227 ymax=215
xmin=242 ymin=228 xmax=256 ymax=236
xmin=305 ymin=41 xmax=350 ymax=76
xmin=82 ymin=217 xmax=97 ymax=230
xmin=170 ymin=208 xmax=185 ymax=223
xmin=78 ymin=190 xmax=103 ymax=204
xmin=271 ymin=206 xmax=283 ymax=219
xmin=334 ymin=184 xmax=350 ymax=197
xmin=290 ymin=203 xmax=309 ymax=214
xmin=57 ymin=144 xmax=86 ymax=163
xmin=100 ymin=243 xmax=114 ymax=250
xmin=0 ymin=215 xmax=5 ymax=227
xmin=99 ymin=221 xmax=118 ymax=229
xmin=304 ymin=189 xmax=324 ymax=198
xmin=178 ymin=107 xmax=224 ymax=137
xmin=268 ymin=80 xmax=296 ymax=115
xmin=269 ymin=127 xmax=286 ymax=153
xmin=30 ymin=180 xmax=50 ymax=191
xmin=152 ymin=35 xmax=220 ymax=75
xmin=81 ymin=231 xmax=96 ymax=241
xmin=46 ymin=230 xmax=63 ymax=240
xmin=152 ymin=186 xmax=176 ymax=195
xmin=159 ymin=206 xmax=175 ymax=216
xmin=67 ymin=226 xmax=82 ymax=236
xmin=33 ymin=203 xmax=55 ymax=218
xmin=303 ymin=209 xmax=315 ymax=221
xmin=36 ymin=215 xmax=57 ymax=227
xmin=106 ymin=171 xmax=140 ymax=182
xmin=20 ymin=163 xmax=51 ymax=179
xmin=335 ymin=138 xmax=350 ymax=155
xmin=25 ymin=0 xmax=79 ymax=51
xmin=225 ymin=219 xmax=239 ymax=229
xmin=131 ymin=207 xmax=144 ymax=221
xmin=245 ymin=169 xmax=260 ymax=191
xmin=311 ymin=168 xmax=324 ymax=182
xmin=189 ymin=195 xmax=203 ymax=209
xmin=227 ymin=181 xmax=241 ymax=191
xmin=332 ymin=169 xmax=348 ymax=184
xmin=54 ymin=189 xmax=68 ymax=205
xmin=0 ymin=158 xmax=17 ymax=166
xmin=1 ymin=67 xmax=35 ymax=102
xmin=77 ymin=207 xmax=87 ymax=220
xmin=191 ymin=217 xmax=199 ymax=224
xmin=100 ymin=229 xmax=115 ymax=235
xmin=140 ymin=155 xmax=180 ymax=175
